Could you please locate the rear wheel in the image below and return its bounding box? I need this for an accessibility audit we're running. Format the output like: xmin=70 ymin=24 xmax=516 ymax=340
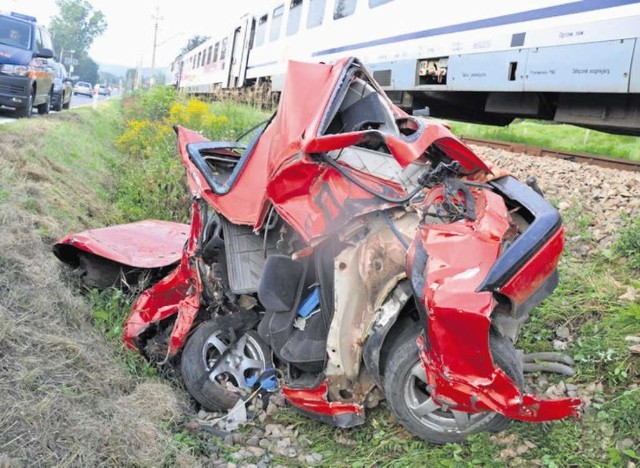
xmin=52 ymin=91 xmax=63 ymax=111
xmin=383 ymin=325 xmax=524 ymax=444
xmin=181 ymin=319 xmax=271 ymax=411
xmin=62 ymin=93 xmax=71 ymax=109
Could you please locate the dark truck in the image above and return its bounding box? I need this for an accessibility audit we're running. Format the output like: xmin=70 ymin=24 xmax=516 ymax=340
xmin=0 ymin=11 xmax=55 ymax=117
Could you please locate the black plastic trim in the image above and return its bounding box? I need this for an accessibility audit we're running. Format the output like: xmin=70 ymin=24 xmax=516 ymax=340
xmin=478 ymin=176 xmax=561 ymax=292
xmin=514 ymin=268 xmax=559 ymax=317
xmin=185 ymin=130 xmax=262 ymax=195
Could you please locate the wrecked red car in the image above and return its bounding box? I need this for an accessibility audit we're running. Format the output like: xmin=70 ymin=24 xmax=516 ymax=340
xmin=54 ymin=57 xmax=582 ymax=443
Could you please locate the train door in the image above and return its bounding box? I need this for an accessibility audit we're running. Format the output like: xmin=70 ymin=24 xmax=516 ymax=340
xmin=228 ymin=16 xmax=251 ymax=89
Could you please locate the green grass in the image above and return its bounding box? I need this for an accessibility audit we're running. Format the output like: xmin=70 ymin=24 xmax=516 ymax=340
xmin=0 ymin=102 xmax=125 ymax=233
xmin=448 ymin=119 xmax=640 ymax=161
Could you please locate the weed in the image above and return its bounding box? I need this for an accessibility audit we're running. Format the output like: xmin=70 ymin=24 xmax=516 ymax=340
xmin=613 ymin=215 xmax=640 ymax=270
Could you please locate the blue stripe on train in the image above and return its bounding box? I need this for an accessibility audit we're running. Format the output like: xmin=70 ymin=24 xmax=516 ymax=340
xmin=312 ymin=0 xmax=640 ymax=56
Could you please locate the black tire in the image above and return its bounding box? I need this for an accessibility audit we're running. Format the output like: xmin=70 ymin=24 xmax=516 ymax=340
xmin=37 ymin=91 xmax=51 ymax=115
xmin=15 ymin=90 xmax=33 ymax=118
xmin=52 ymin=92 xmax=63 ymax=112
xmin=383 ymin=325 xmax=524 ymax=444
xmin=76 ymin=253 xmax=125 ymax=289
xmin=62 ymin=94 xmax=71 ymax=110
xmin=181 ymin=319 xmax=271 ymax=411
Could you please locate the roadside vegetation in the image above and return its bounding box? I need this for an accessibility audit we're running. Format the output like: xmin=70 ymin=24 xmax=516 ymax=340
xmin=448 ymin=119 xmax=640 ymax=162
xmin=1 ymin=91 xmax=638 ymax=466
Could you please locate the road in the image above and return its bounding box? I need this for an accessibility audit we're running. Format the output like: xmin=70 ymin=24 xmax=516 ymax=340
xmin=0 ymin=93 xmax=112 ymax=124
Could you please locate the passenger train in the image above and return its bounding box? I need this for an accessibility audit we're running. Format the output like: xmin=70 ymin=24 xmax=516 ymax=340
xmin=169 ymin=0 xmax=640 ymax=135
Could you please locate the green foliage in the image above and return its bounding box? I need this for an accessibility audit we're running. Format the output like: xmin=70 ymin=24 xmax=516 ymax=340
xmin=613 ymin=216 xmax=640 ymax=270
xmin=113 ymin=89 xmax=269 ymax=223
xmin=71 ymin=54 xmax=99 ymax=84
xmin=49 ymin=0 xmax=107 ymax=58
xmin=448 ymin=119 xmax=640 ymax=161
xmin=89 ymin=287 xmax=131 ymax=340
xmin=178 ymin=35 xmax=211 ymax=56
xmin=87 ymin=287 xmax=156 ymax=377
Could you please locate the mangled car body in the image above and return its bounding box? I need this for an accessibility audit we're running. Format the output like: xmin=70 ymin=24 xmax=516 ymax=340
xmin=55 ymin=57 xmax=581 ymax=443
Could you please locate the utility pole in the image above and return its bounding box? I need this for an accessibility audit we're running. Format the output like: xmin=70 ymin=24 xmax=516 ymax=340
xmin=150 ymin=6 xmax=163 ymax=87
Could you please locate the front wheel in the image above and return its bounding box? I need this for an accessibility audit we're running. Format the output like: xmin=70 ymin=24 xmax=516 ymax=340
xmin=15 ymin=91 xmax=33 ymax=118
xmin=181 ymin=319 xmax=272 ymax=411
xmin=37 ymin=91 xmax=51 ymax=115
xmin=383 ymin=325 xmax=524 ymax=444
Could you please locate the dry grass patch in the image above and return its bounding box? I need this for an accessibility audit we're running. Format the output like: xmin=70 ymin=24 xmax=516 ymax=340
xmin=0 ymin=109 xmax=199 ymax=466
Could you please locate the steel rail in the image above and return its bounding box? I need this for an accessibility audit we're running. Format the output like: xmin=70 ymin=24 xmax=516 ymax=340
xmin=459 ymin=136 xmax=640 ymax=173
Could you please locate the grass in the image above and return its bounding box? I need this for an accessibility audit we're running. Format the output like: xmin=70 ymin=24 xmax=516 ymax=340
xmin=1 ymin=93 xmax=639 ymax=466
xmin=448 ymin=119 xmax=640 ymax=162
xmin=0 ymin=101 xmax=199 ymax=466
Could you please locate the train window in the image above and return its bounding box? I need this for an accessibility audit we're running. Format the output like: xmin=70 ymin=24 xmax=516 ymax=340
xmin=207 ymin=46 xmax=212 ymax=64
xmin=270 ymin=5 xmax=284 ymax=42
xmin=214 ymin=43 xmax=219 ymax=62
xmin=197 ymin=52 xmax=202 ymax=68
xmin=369 ymin=0 xmax=393 ymax=7
xmin=334 ymin=0 xmax=357 ymax=20
xmin=286 ymin=0 xmax=303 ymax=36
xmin=307 ymin=0 xmax=325 ymax=28
xmin=255 ymin=14 xmax=268 ymax=47
xmin=221 ymin=38 xmax=227 ymax=60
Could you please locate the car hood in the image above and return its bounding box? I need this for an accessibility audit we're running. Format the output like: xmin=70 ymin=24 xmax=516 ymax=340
xmin=0 ymin=45 xmax=32 ymax=65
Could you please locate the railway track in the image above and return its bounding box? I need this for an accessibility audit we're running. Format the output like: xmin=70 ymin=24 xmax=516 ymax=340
xmin=459 ymin=136 xmax=640 ymax=173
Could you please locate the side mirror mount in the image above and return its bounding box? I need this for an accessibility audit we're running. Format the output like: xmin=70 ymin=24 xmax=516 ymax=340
xmin=35 ymin=48 xmax=54 ymax=59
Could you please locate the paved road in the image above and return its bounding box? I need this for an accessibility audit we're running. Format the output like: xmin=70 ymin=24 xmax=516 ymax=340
xmin=0 ymin=93 xmax=112 ymax=124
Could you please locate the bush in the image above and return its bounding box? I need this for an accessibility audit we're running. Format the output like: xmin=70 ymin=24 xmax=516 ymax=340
xmin=113 ymin=88 xmax=270 ymax=224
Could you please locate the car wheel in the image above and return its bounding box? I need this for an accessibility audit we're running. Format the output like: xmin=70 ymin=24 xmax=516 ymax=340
xmin=37 ymin=91 xmax=51 ymax=115
xmin=181 ymin=319 xmax=271 ymax=411
xmin=52 ymin=92 xmax=63 ymax=112
xmin=15 ymin=90 xmax=34 ymax=118
xmin=383 ymin=324 xmax=524 ymax=444
xmin=63 ymin=93 xmax=71 ymax=110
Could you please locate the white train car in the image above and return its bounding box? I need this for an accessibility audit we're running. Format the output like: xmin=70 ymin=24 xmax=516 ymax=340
xmin=171 ymin=0 xmax=640 ymax=135
xmin=173 ymin=15 xmax=252 ymax=93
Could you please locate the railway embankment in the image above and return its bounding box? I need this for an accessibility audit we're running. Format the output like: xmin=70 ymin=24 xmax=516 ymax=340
xmin=472 ymin=145 xmax=640 ymax=256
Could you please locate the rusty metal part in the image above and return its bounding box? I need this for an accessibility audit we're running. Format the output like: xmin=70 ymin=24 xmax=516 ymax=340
xmin=460 ymin=136 xmax=640 ymax=173
xmin=327 ymin=210 xmax=419 ymax=382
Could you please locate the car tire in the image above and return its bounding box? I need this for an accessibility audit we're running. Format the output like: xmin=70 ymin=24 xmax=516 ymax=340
xmin=181 ymin=319 xmax=272 ymax=411
xmin=37 ymin=91 xmax=51 ymax=115
xmin=52 ymin=92 xmax=63 ymax=112
xmin=383 ymin=324 xmax=524 ymax=444
xmin=15 ymin=90 xmax=34 ymax=118
xmin=63 ymin=94 xmax=71 ymax=110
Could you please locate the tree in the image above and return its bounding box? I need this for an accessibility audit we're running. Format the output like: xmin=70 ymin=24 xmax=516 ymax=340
xmin=178 ymin=35 xmax=210 ymax=56
xmin=48 ymin=0 xmax=107 ymax=59
xmin=73 ymin=54 xmax=99 ymax=84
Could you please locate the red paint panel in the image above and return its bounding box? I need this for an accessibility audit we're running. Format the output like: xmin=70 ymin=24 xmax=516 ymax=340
xmin=123 ymin=201 xmax=205 ymax=355
xmin=54 ymin=220 xmax=189 ymax=268
xmin=499 ymin=227 xmax=564 ymax=305
xmin=176 ymin=125 xmax=273 ymax=227
xmin=409 ymin=186 xmax=582 ymax=422
xmin=176 ymin=58 xmax=491 ymax=241
xmin=282 ymin=382 xmax=364 ymax=417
